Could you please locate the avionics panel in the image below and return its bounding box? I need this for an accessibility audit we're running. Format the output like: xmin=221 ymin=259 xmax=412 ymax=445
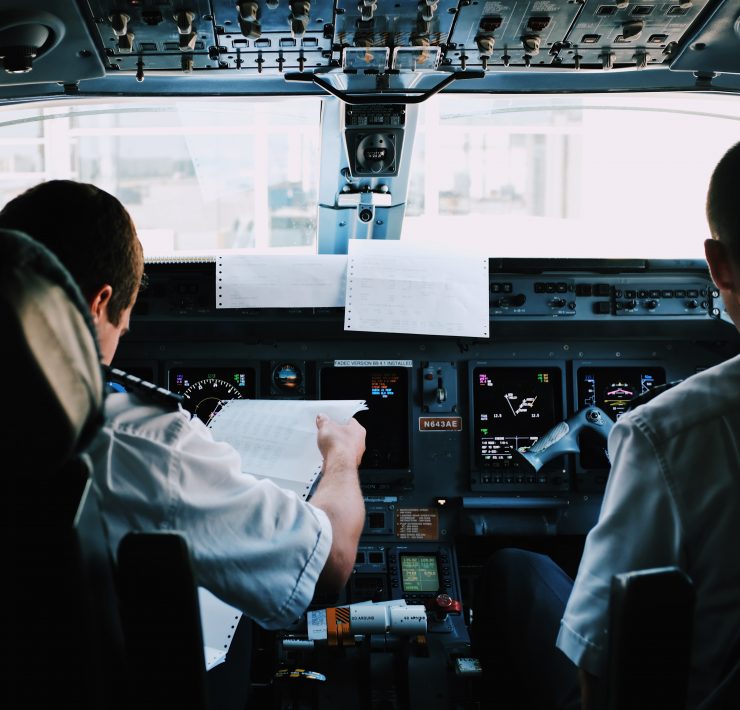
xmin=319 ymin=363 xmax=412 ymax=487
xmin=574 ymin=363 xmax=666 ymax=470
xmin=385 ymin=544 xmax=458 ymax=603
xmin=470 ymin=362 xmax=566 ymax=485
xmin=168 ymin=365 xmax=257 ymax=424
xmin=351 ymin=543 xmax=462 ymax=619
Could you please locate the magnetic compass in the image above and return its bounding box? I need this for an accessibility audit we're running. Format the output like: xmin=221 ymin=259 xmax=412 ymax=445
xmin=183 ymin=378 xmax=243 ymax=423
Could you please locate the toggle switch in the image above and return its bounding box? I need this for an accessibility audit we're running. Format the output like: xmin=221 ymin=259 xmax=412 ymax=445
xmin=422 ymin=362 xmax=457 ymax=413
xmin=109 ymin=13 xmax=130 ymax=36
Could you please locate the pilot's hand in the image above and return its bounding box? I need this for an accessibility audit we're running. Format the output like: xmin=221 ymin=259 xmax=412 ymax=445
xmin=316 ymin=413 xmax=366 ymax=468
xmin=313 ymin=415 xmax=367 ymax=592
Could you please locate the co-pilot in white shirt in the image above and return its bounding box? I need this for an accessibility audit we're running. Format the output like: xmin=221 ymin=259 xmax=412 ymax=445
xmin=557 ymin=353 xmax=740 ymax=706
xmin=87 ymin=392 xmax=333 ymax=630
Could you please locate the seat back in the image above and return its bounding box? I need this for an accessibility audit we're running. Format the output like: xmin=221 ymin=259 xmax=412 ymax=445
xmin=3 ymin=458 xmax=131 ymax=709
xmin=0 ymin=228 xmax=127 ymax=707
xmin=606 ymin=566 xmax=695 ymax=710
xmin=0 ymin=228 xmax=103 ymax=475
xmin=697 ymin=629 xmax=740 ymax=710
xmin=117 ymin=531 xmax=211 ymax=710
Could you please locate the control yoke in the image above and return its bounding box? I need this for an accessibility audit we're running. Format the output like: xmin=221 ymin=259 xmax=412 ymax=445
xmin=513 ymin=406 xmax=613 ymax=473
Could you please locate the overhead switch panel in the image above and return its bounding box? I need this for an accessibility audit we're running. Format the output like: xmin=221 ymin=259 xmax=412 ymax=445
xmin=49 ymin=0 xmax=728 ymax=78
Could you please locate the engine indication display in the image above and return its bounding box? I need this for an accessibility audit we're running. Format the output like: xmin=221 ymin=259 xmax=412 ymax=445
xmin=168 ymin=367 xmax=256 ymax=424
xmin=472 ymin=365 xmax=563 ymax=469
xmin=576 ymin=365 xmax=665 ymax=468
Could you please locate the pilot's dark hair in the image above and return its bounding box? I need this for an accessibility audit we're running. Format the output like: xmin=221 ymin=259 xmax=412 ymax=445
xmin=0 ymin=179 xmax=144 ymax=325
xmin=706 ymin=141 xmax=740 ymax=260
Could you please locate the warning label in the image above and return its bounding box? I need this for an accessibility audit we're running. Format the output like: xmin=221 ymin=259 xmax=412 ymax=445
xmin=396 ymin=508 xmax=439 ymax=540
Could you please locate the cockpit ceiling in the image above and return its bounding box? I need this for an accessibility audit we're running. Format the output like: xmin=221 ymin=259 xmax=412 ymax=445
xmin=1 ymin=0 xmax=740 ymax=98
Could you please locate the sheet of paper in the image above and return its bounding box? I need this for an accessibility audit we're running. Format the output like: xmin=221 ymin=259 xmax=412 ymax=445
xmin=216 ymin=255 xmax=347 ymax=308
xmin=198 ymin=587 xmax=243 ymax=671
xmin=207 ymin=399 xmax=367 ymax=499
xmin=204 ymin=647 xmax=227 ymax=671
xmin=344 ymin=240 xmax=489 ymax=338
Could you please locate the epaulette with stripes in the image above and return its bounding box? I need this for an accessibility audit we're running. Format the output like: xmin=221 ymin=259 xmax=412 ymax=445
xmin=104 ymin=366 xmax=184 ymax=411
xmin=625 ymin=380 xmax=683 ymax=413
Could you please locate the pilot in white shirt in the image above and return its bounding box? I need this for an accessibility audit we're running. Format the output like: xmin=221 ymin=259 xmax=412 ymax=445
xmin=89 ymin=389 xmax=333 ymax=630
xmin=557 ymin=353 xmax=740 ymax=706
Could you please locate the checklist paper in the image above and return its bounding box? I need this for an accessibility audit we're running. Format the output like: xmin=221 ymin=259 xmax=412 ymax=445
xmin=208 ymin=399 xmax=368 ymax=500
xmin=344 ymin=240 xmax=489 ymax=338
xmin=216 ymin=255 xmax=347 ymax=308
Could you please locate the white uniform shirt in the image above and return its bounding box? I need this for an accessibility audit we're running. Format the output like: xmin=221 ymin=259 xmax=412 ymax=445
xmin=556 ymin=353 xmax=740 ymax=705
xmin=87 ymin=391 xmax=333 ymax=630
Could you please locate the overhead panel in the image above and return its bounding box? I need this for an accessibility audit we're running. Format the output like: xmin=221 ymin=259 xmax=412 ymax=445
xmin=448 ymin=0 xmax=581 ymax=69
xmin=562 ymin=0 xmax=714 ymax=70
xmin=333 ymin=0 xmax=457 ymax=72
xmin=87 ymin=0 xmax=335 ymax=74
xmin=212 ymin=0 xmax=335 ymax=72
xmin=21 ymin=0 xmax=734 ymax=85
xmin=87 ymin=0 xmax=217 ymax=72
xmin=446 ymin=0 xmax=714 ymax=71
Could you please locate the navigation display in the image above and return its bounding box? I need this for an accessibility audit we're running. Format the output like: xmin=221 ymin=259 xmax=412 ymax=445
xmin=400 ymin=555 xmax=440 ymax=593
xmin=576 ymin=365 xmax=665 ymax=469
xmin=168 ymin=367 xmax=256 ymax=424
xmin=320 ymin=366 xmax=410 ymax=470
xmin=472 ymin=365 xmax=563 ymax=469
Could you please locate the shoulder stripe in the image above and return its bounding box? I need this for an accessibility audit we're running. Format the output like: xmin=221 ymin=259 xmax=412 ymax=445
xmin=105 ymin=366 xmax=183 ymax=411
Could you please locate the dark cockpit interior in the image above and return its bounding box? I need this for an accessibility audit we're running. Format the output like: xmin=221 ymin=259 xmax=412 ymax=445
xmin=3 ymin=1 xmax=740 ymax=708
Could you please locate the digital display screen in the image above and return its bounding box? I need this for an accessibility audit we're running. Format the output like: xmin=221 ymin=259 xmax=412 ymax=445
xmin=576 ymin=365 xmax=665 ymax=469
xmin=400 ymin=555 xmax=440 ymax=593
xmin=168 ymin=367 xmax=256 ymax=424
xmin=472 ymin=365 xmax=563 ymax=469
xmin=320 ymin=366 xmax=409 ymax=470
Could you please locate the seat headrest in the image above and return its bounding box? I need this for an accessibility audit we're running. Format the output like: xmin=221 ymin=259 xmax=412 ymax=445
xmin=0 ymin=228 xmax=104 ymax=474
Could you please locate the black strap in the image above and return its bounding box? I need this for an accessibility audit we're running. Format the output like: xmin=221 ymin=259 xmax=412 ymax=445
xmin=104 ymin=366 xmax=183 ymax=411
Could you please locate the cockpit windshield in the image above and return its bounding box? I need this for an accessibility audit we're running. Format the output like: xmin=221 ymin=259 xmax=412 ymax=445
xmin=0 ymin=91 xmax=736 ymax=260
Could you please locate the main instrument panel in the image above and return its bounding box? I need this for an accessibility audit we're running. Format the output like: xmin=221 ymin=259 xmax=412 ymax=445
xmin=115 ymin=258 xmax=737 ymax=540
